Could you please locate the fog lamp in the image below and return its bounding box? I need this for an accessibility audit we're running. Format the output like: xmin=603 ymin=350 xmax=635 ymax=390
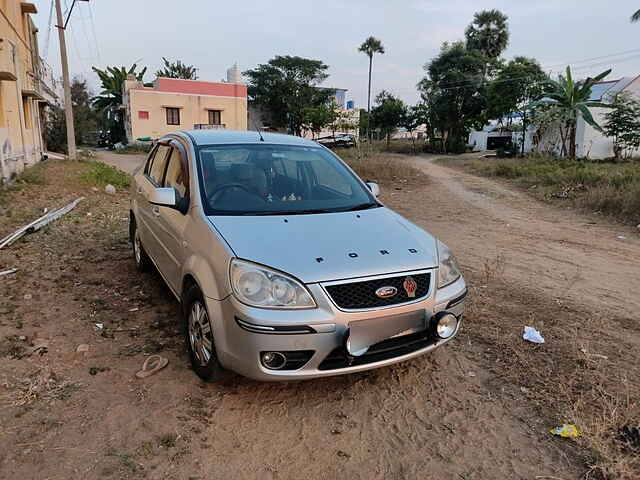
xmin=433 ymin=312 xmax=458 ymax=339
xmin=260 ymin=351 xmax=287 ymax=370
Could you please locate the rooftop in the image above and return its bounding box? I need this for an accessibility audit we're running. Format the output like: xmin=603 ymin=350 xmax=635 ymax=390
xmin=132 ymin=77 xmax=247 ymax=98
xmin=589 ymin=76 xmax=638 ymax=101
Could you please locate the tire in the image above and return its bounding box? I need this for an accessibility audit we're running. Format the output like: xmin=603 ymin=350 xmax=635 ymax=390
xmin=130 ymin=215 xmax=151 ymax=273
xmin=183 ymin=283 xmax=225 ymax=382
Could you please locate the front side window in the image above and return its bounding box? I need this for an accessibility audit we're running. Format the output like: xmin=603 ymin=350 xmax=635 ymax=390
xmin=198 ymin=144 xmax=378 ymax=216
xmin=149 ymin=145 xmax=170 ymax=184
xmin=164 ymin=147 xmax=188 ymax=198
xmin=166 ymin=107 xmax=180 ymax=125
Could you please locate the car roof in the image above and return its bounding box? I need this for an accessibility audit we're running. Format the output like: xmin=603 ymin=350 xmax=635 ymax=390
xmin=177 ymin=130 xmax=320 ymax=148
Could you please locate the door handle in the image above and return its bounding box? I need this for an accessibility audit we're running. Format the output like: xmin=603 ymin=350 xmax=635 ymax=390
xmin=152 ymin=206 xmax=160 ymax=216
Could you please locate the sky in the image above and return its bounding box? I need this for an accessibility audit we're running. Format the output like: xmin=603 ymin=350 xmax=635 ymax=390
xmin=32 ymin=0 xmax=640 ymax=107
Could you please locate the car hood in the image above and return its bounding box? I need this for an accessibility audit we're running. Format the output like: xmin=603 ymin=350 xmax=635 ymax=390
xmin=208 ymin=207 xmax=438 ymax=283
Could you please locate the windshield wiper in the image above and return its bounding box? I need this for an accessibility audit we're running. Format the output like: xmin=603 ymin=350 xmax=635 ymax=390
xmin=249 ymin=208 xmax=334 ymax=216
xmin=337 ymin=202 xmax=380 ymax=212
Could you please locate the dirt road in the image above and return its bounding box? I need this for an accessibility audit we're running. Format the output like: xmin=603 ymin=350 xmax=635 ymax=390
xmin=1 ymin=154 xmax=638 ymax=479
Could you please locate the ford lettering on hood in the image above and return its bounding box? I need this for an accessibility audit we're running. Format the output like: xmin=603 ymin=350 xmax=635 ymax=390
xmin=209 ymin=207 xmax=438 ymax=283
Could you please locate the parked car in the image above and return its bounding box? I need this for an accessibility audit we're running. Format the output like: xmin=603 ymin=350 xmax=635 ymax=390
xmin=130 ymin=130 xmax=466 ymax=381
xmin=316 ymin=133 xmax=356 ymax=149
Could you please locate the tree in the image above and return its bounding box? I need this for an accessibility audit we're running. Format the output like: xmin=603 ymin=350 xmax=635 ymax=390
xmin=632 ymin=9 xmax=640 ymax=22
xmin=487 ymin=57 xmax=548 ymax=154
xmin=604 ymin=92 xmax=640 ymax=160
xmin=156 ymin=57 xmax=198 ymax=80
xmin=92 ymin=64 xmax=147 ymax=143
xmin=359 ymin=36 xmax=385 ymax=137
xmin=302 ymin=102 xmax=336 ymax=139
xmin=534 ymin=66 xmax=611 ymax=158
xmin=370 ymin=90 xmax=406 ymax=146
xmin=399 ymin=103 xmax=428 ymax=153
xmin=244 ymin=56 xmax=333 ymax=136
xmin=70 ymin=77 xmax=99 ymax=146
xmin=418 ymin=42 xmax=487 ymax=153
xmin=44 ymin=106 xmax=67 ymax=154
xmin=465 ymin=9 xmax=509 ymax=59
xmin=44 ymin=77 xmax=99 ymax=152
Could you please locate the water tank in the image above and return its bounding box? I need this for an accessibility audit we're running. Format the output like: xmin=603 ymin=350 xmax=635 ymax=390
xmin=226 ymin=63 xmax=243 ymax=84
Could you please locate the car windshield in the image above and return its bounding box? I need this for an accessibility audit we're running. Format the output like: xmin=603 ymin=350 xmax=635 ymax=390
xmin=197 ymin=144 xmax=379 ymax=215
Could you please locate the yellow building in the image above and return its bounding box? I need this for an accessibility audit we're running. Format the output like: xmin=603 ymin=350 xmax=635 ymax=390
xmin=0 ymin=1 xmax=58 ymax=182
xmin=123 ymin=72 xmax=247 ymax=142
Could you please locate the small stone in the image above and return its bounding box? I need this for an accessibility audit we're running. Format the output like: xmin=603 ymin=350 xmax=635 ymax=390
xmin=24 ymin=293 xmax=32 ymax=300
xmin=92 ymin=187 xmax=98 ymax=192
xmin=76 ymin=344 xmax=90 ymax=353
xmin=105 ymin=184 xmax=116 ymax=195
xmin=18 ymin=335 xmax=27 ymax=341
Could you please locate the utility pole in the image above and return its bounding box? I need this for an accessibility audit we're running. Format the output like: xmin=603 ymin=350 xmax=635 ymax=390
xmin=54 ymin=0 xmax=77 ymax=160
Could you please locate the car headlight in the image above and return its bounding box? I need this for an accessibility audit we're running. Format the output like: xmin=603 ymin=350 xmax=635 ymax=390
xmin=230 ymin=259 xmax=316 ymax=309
xmin=437 ymin=240 xmax=461 ymax=288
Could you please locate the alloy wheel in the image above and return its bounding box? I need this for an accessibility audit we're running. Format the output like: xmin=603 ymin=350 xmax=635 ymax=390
xmin=188 ymin=301 xmax=214 ymax=366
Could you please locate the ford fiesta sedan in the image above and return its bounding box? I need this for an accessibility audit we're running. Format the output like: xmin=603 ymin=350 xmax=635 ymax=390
xmin=129 ymin=130 xmax=467 ymax=381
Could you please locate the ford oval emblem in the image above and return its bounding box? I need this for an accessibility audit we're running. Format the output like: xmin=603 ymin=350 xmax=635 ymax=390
xmin=375 ymin=286 xmax=398 ymax=299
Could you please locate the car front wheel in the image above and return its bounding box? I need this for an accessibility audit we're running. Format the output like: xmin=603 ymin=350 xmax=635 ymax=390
xmin=183 ymin=284 xmax=225 ymax=382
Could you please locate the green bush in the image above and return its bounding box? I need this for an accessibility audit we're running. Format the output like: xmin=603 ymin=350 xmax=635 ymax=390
xmin=80 ymin=162 xmax=131 ymax=189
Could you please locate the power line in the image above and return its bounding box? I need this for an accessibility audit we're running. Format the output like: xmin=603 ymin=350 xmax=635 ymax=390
xmin=87 ymin=1 xmax=101 ymax=64
xmin=420 ymin=53 xmax=640 ymax=92
xmin=43 ymin=0 xmax=54 ymax=60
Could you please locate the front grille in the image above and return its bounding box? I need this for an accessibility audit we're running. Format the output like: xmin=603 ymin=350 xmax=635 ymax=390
xmin=318 ymin=330 xmax=433 ymax=370
xmin=324 ymin=273 xmax=430 ymax=310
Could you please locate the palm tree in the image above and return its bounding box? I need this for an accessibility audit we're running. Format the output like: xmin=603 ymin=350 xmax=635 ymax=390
xmin=359 ymin=36 xmax=385 ymax=138
xmin=465 ymin=9 xmax=509 ymax=59
xmin=632 ymin=9 xmax=640 ymax=22
xmin=156 ymin=57 xmax=198 ymax=80
xmin=535 ymin=66 xmax=611 ymax=158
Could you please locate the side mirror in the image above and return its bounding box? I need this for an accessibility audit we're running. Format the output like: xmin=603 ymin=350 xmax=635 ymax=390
xmin=149 ymin=187 xmax=177 ymax=208
xmin=366 ymin=182 xmax=380 ymax=198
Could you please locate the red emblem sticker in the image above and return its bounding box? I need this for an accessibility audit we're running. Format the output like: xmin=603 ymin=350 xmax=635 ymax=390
xmin=403 ymin=276 xmax=417 ymax=298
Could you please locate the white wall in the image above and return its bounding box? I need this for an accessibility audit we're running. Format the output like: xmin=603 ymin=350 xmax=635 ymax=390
xmin=578 ymin=76 xmax=640 ymax=159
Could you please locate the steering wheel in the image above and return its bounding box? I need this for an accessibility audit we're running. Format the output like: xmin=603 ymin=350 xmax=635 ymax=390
xmin=208 ymin=183 xmax=265 ymax=204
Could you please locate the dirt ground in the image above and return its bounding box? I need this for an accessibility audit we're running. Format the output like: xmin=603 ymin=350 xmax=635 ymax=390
xmin=0 ymin=152 xmax=638 ymax=480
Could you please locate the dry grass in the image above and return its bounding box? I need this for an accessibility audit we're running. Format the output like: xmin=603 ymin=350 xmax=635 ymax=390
xmin=452 ymin=155 xmax=640 ymax=224
xmin=338 ymin=148 xmax=428 ymax=186
xmin=463 ymin=253 xmax=640 ymax=480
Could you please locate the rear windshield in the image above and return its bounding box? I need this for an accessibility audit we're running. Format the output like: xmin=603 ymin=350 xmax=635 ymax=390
xmin=197 ymin=144 xmax=378 ymax=216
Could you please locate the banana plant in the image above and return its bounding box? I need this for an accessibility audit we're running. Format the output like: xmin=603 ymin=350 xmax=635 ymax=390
xmin=91 ymin=64 xmax=147 ymax=143
xmin=532 ymin=66 xmax=611 ymax=158
xmin=91 ymin=64 xmax=147 ymax=111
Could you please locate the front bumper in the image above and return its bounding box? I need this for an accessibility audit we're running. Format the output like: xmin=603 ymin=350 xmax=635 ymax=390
xmin=205 ymin=274 xmax=467 ymax=381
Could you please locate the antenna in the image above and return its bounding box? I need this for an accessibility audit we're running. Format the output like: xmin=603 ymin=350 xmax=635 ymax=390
xmin=251 ymin=117 xmax=265 ymax=142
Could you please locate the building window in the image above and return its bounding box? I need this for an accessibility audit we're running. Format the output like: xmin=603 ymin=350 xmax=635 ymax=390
xmin=166 ymin=107 xmax=180 ymax=125
xmin=208 ymin=110 xmax=222 ymax=125
xmin=138 ymin=111 xmax=149 ymax=120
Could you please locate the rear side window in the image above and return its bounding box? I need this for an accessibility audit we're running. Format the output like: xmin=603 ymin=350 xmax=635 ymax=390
xmin=149 ymin=145 xmax=170 ymax=185
xmin=164 ymin=147 xmax=188 ymax=198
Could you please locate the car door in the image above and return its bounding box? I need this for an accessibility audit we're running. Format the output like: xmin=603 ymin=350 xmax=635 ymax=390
xmin=137 ymin=142 xmax=172 ymax=267
xmin=152 ymin=139 xmax=191 ymax=293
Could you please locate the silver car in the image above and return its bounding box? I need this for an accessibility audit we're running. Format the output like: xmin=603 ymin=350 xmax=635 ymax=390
xmin=130 ymin=130 xmax=466 ymax=381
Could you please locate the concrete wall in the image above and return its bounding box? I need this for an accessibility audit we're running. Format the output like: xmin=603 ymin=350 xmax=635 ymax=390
xmin=0 ymin=1 xmax=47 ymax=181
xmin=577 ymin=77 xmax=640 ymax=159
xmin=124 ymin=77 xmax=248 ymax=142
